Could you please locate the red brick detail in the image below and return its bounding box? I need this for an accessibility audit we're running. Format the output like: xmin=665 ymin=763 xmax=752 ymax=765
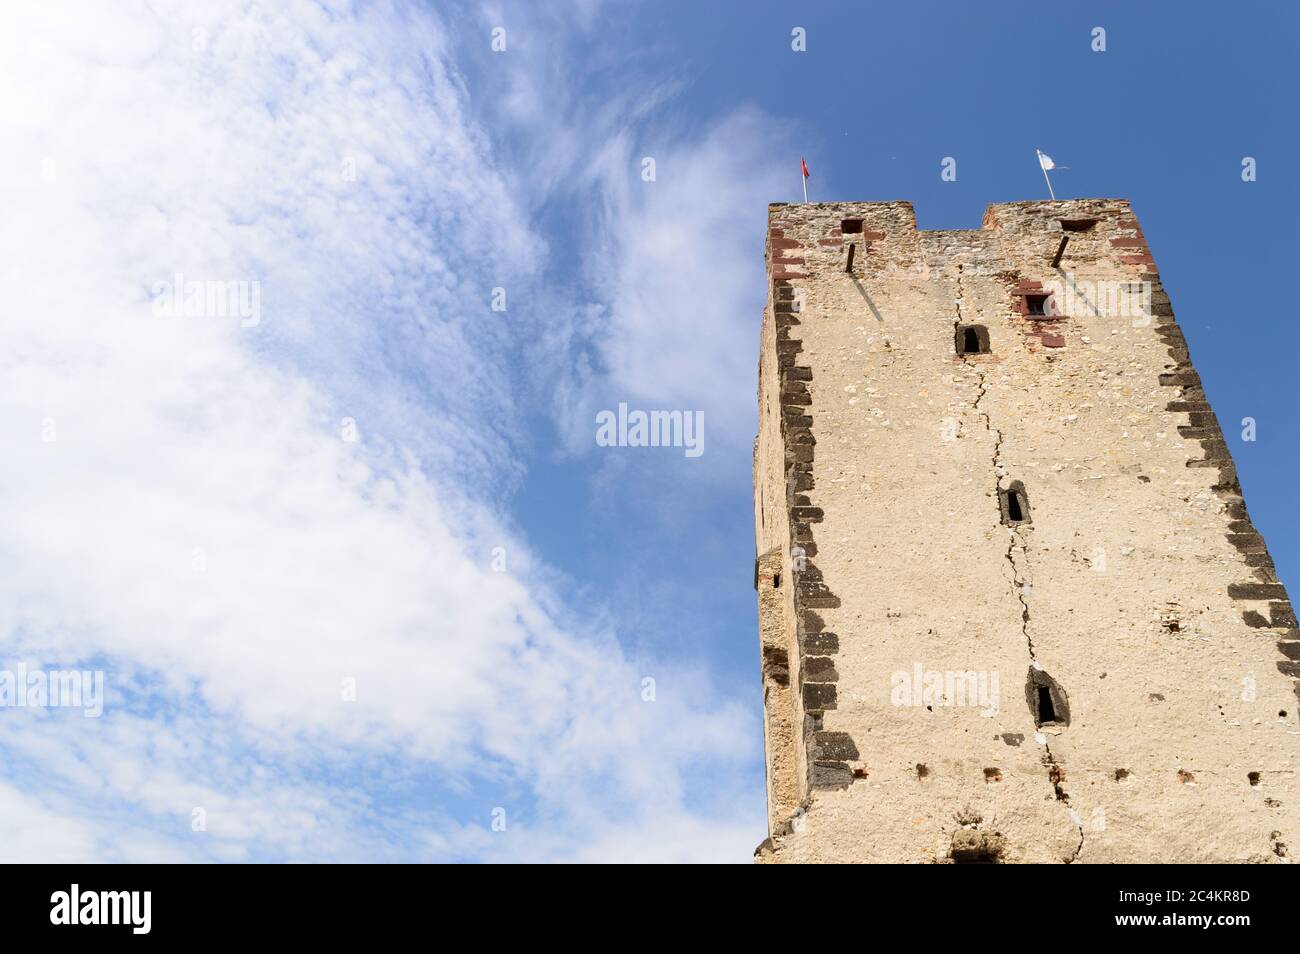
xmin=1011 ymin=285 xmax=1070 ymax=322
xmin=1119 ymin=254 xmax=1154 ymax=265
xmin=774 ymin=256 xmax=806 ymax=266
xmin=770 ymin=238 xmax=803 ymax=251
xmin=862 ymin=230 xmax=886 ymax=241
xmin=818 ymin=238 xmax=844 ymax=246
xmin=769 ymin=228 xmax=785 ymax=238
xmin=1042 ymin=333 xmax=1066 ymax=348
xmin=1109 ymin=237 xmax=1148 ymax=248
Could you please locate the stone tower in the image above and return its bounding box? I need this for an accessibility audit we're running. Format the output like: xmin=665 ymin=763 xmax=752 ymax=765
xmin=752 ymin=199 xmax=1297 ymax=863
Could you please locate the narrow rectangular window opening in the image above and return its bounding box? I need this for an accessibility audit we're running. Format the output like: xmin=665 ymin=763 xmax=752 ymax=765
xmin=773 ymin=573 xmax=781 ymax=589
xmin=1000 ymin=482 xmax=1031 ymax=526
xmin=840 ymin=218 xmax=863 ymax=234
xmin=1060 ymin=218 xmax=1097 ymax=232
xmin=1037 ymin=685 xmax=1057 ymax=724
xmin=955 ymin=324 xmax=989 ymax=356
xmin=1025 ymin=293 xmax=1049 ymax=316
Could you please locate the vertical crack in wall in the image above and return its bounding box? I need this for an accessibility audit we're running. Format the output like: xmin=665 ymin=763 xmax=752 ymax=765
xmin=960 ymin=265 xmax=1085 ymax=863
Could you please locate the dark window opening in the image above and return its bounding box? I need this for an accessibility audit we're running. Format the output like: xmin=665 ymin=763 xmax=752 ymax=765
xmin=773 ymin=573 xmax=781 ymax=589
xmin=840 ymin=218 xmax=863 ymax=234
xmin=1060 ymin=218 xmax=1097 ymax=232
xmin=955 ymin=324 xmax=989 ymax=356
xmin=1025 ymin=293 xmax=1050 ymax=316
xmin=1000 ymin=482 xmax=1031 ymax=526
xmin=1026 ymin=668 xmax=1069 ymax=726
xmin=1036 ymin=685 xmax=1057 ymax=724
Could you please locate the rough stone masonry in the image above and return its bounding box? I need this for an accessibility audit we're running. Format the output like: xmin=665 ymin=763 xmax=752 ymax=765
xmin=752 ymin=198 xmax=1298 ymax=863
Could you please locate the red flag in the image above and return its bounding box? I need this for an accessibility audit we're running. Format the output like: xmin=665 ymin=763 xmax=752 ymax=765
xmin=800 ymin=157 xmax=810 ymax=179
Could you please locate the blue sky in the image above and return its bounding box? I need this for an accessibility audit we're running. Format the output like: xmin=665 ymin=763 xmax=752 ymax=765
xmin=0 ymin=0 xmax=1295 ymax=862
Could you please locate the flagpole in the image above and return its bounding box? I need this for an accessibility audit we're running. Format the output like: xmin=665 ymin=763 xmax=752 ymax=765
xmin=1036 ymin=150 xmax=1056 ymax=200
xmin=802 ymin=164 xmax=809 ymax=204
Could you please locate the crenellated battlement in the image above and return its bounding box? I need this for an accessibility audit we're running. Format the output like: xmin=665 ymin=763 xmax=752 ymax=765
xmin=766 ymin=199 xmax=1152 ymax=280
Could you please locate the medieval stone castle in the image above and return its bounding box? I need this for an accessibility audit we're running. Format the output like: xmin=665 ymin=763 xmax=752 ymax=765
xmin=753 ymin=198 xmax=1297 ymax=863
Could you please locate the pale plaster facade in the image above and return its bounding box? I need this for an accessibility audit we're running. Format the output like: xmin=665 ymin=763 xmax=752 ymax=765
xmin=753 ymin=199 xmax=1297 ymax=863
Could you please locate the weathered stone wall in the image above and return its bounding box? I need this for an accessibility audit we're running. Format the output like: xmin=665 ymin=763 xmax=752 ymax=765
xmin=754 ymin=300 xmax=803 ymax=831
xmin=753 ymin=198 xmax=1298 ymax=863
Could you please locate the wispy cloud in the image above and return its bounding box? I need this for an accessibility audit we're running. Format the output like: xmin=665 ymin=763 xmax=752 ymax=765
xmin=572 ymin=109 xmax=791 ymax=453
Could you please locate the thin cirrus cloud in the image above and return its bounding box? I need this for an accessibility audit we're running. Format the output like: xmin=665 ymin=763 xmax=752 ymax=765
xmin=491 ymin=107 xmax=794 ymax=469
xmin=575 ymin=110 xmax=791 ymax=457
xmin=0 ymin=0 xmax=761 ymax=862
xmin=458 ymin=3 xmax=793 ymax=470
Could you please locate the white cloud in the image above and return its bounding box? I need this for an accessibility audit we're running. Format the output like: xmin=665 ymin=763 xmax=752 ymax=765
xmin=0 ymin=0 xmax=762 ymax=861
xmin=484 ymin=100 xmax=792 ymax=467
xmin=0 ymin=781 xmax=100 ymax=863
xmin=576 ymin=109 xmax=790 ymax=447
xmin=451 ymin=2 xmax=794 ymax=474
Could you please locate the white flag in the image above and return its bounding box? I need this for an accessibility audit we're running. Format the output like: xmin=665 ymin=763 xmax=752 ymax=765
xmin=1037 ymin=150 xmax=1056 ymax=171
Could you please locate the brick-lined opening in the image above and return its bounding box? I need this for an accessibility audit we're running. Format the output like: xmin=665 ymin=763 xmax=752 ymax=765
xmin=1010 ymin=279 xmax=1066 ymax=321
xmin=1060 ymin=218 xmax=1097 ymax=232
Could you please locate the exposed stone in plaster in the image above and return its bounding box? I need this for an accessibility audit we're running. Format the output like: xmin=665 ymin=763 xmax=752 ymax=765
xmin=753 ymin=199 xmax=1298 ymax=864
